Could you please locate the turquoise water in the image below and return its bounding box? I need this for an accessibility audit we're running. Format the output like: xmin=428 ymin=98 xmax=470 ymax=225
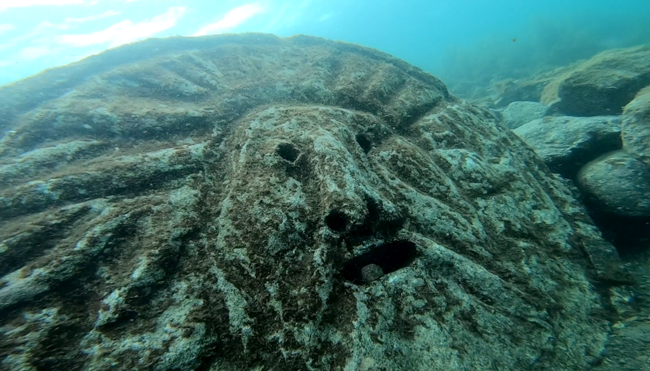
xmin=1 ymin=0 xmax=650 ymax=90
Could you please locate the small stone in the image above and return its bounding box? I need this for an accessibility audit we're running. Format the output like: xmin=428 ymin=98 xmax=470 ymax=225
xmin=361 ymin=264 xmax=384 ymax=283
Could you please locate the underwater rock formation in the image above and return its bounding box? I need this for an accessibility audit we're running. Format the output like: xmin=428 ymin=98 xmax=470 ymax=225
xmin=513 ymin=115 xmax=622 ymax=179
xmin=577 ymin=150 xmax=650 ymax=217
xmin=622 ymin=85 xmax=650 ymax=167
xmin=541 ymin=46 xmax=650 ymax=116
xmin=490 ymin=45 xmax=650 ymax=116
xmin=0 ymin=34 xmax=628 ymax=370
xmin=501 ymin=101 xmax=548 ymax=129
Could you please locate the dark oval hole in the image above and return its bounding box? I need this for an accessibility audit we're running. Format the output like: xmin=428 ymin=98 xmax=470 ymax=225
xmin=277 ymin=143 xmax=300 ymax=163
xmin=325 ymin=210 xmax=347 ymax=232
xmin=342 ymin=240 xmax=417 ymax=284
xmin=355 ymin=134 xmax=372 ymax=154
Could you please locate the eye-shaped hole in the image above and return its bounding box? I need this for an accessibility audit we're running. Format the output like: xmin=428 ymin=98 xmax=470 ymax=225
xmin=276 ymin=143 xmax=300 ymax=163
xmin=325 ymin=209 xmax=347 ymax=232
xmin=355 ymin=134 xmax=372 ymax=154
xmin=342 ymin=240 xmax=417 ymax=284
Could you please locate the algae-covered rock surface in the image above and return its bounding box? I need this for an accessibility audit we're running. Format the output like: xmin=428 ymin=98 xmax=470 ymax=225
xmin=501 ymin=101 xmax=548 ymax=129
xmin=488 ymin=45 xmax=650 ymax=116
xmin=513 ymin=115 xmax=622 ymax=179
xmin=577 ymin=150 xmax=650 ymax=217
xmin=622 ymin=84 xmax=650 ymax=167
xmin=541 ymin=46 xmax=650 ymax=116
xmin=0 ymin=34 xmax=628 ymax=370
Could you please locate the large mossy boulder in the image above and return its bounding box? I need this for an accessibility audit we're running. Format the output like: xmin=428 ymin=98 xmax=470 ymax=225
xmin=492 ymin=68 xmax=568 ymax=108
xmin=490 ymin=45 xmax=650 ymax=116
xmin=0 ymin=34 xmax=627 ymax=370
xmin=513 ymin=115 xmax=622 ymax=179
xmin=501 ymin=101 xmax=548 ymax=129
xmin=540 ymin=45 xmax=650 ymax=116
xmin=577 ymin=150 xmax=650 ymax=217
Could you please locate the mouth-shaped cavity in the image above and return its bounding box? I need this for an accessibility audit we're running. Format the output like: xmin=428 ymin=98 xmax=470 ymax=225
xmin=342 ymin=240 xmax=417 ymax=284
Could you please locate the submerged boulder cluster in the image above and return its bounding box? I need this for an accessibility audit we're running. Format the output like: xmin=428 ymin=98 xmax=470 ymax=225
xmin=492 ymin=46 xmax=650 ymax=247
xmin=0 ymin=34 xmax=631 ymax=370
xmin=489 ymin=45 xmax=650 ymax=371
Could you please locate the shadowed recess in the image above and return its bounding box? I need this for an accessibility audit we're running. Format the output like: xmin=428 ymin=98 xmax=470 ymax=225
xmin=355 ymin=133 xmax=372 ymax=154
xmin=276 ymin=143 xmax=300 ymax=163
xmin=325 ymin=209 xmax=348 ymax=232
xmin=342 ymin=240 xmax=417 ymax=284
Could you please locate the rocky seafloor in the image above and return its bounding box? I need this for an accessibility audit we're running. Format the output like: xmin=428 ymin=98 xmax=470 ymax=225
xmin=480 ymin=44 xmax=650 ymax=371
xmin=0 ymin=34 xmax=643 ymax=370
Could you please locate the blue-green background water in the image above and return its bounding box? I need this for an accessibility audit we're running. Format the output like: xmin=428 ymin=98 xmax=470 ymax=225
xmin=1 ymin=0 xmax=650 ymax=92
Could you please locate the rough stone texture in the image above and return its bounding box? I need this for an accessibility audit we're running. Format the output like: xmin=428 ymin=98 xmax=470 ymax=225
xmin=541 ymin=46 xmax=650 ymax=116
xmin=492 ymin=72 xmax=556 ymax=108
xmin=487 ymin=46 xmax=650 ymax=115
xmin=489 ymin=66 xmax=572 ymax=108
xmin=491 ymin=79 xmax=544 ymax=107
xmin=360 ymin=264 xmax=384 ymax=283
xmin=593 ymin=247 xmax=650 ymax=371
xmin=577 ymin=150 xmax=650 ymax=217
xmin=501 ymin=101 xmax=548 ymax=129
xmin=0 ymin=34 xmax=629 ymax=370
xmin=513 ymin=115 xmax=622 ymax=179
xmin=622 ymin=85 xmax=650 ymax=167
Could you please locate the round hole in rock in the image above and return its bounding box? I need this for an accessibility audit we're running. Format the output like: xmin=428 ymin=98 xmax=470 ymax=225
xmin=355 ymin=134 xmax=372 ymax=154
xmin=342 ymin=240 xmax=417 ymax=284
xmin=276 ymin=143 xmax=300 ymax=163
xmin=325 ymin=210 xmax=347 ymax=232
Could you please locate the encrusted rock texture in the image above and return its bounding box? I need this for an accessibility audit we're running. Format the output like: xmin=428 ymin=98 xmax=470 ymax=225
xmin=514 ymin=115 xmax=622 ymax=179
xmin=492 ymin=45 xmax=650 ymax=115
xmin=622 ymin=84 xmax=650 ymax=167
xmin=0 ymin=34 xmax=628 ymax=370
xmin=577 ymin=150 xmax=650 ymax=217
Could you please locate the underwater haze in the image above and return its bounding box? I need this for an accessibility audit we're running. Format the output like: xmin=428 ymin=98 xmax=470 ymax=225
xmin=1 ymin=0 xmax=650 ymax=92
